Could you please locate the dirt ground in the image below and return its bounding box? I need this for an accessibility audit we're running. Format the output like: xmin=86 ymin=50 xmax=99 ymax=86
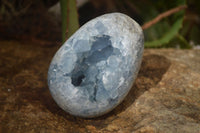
xmin=0 ymin=41 xmax=200 ymax=132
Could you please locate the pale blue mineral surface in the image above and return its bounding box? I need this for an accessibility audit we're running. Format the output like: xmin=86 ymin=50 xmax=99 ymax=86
xmin=48 ymin=13 xmax=144 ymax=118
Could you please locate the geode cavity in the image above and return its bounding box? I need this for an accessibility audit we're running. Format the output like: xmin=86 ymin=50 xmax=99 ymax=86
xmin=48 ymin=13 xmax=144 ymax=118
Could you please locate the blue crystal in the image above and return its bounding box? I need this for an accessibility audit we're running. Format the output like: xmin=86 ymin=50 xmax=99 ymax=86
xmin=48 ymin=13 xmax=144 ymax=118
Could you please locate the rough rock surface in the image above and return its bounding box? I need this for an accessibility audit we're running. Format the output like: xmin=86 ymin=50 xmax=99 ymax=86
xmin=0 ymin=41 xmax=200 ymax=132
xmin=48 ymin=13 xmax=144 ymax=118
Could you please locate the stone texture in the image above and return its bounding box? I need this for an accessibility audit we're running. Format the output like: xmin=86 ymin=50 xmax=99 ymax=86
xmin=0 ymin=41 xmax=200 ymax=132
xmin=48 ymin=13 xmax=144 ymax=118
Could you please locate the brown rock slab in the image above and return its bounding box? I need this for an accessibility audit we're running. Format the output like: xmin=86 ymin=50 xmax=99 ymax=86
xmin=0 ymin=41 xmax=200 ymax=133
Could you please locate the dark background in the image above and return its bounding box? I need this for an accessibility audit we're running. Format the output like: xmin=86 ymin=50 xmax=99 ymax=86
xmin=0 ymin=0 xmax=199 ymax=48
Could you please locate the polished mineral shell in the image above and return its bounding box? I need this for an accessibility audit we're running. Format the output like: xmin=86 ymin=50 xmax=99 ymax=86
xmin=48 ymin=13 xmax=144 ymax=118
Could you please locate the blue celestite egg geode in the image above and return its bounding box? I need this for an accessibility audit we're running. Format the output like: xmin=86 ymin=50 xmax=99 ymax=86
xmin=48 ymin=13 xmax=144 ymax=118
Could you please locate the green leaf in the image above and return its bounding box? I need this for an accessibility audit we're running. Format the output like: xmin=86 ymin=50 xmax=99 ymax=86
xmin=144 ymin=0 xmax=186 ymax=48
xmin=176 ymin=34 xmax=192 ymax=49
xmin=130 ymin=0 xmax=186 ymax=48
xmin=144 ymin=17 xmax=184 ymax=47
xmin=60 ymin=0 xmax=79 ymax=43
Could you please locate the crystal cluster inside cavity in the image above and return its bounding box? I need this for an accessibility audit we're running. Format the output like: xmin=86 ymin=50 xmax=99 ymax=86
xmin=48 ymin=13 xmax=144 ymax=118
